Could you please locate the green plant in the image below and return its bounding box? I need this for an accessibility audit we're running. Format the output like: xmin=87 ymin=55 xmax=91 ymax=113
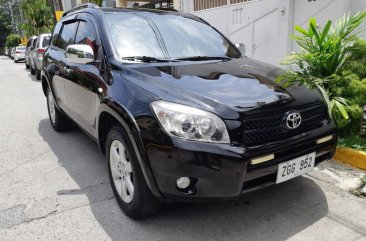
xmin=361 ymin=175 xmax=366 ymax=185
xmin=338 ymin=135 xmax=366 ymax=151
xmin=20 ymin=0 xmax=54 ymax=36
xmin=5 ymin=34 xmax=21 ymax=47
xmin=278 ymin=11 xmax=366 ymax=121
xmin=90 ymin=0 xmax=103 ymax=6
xmin=340 ymin=38 xmax=366 ymax=79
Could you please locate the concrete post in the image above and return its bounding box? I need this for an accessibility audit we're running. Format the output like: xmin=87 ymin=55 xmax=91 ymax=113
xmin=116 ymin=0 xmax=127 ymax=7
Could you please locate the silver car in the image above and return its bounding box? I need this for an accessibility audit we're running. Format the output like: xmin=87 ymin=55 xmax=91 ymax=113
xmin=29 ymin=33 xmax=51 ymax=80
xmin=10 ymin=47 xmax=15 ymax=59
xmin=25 ymin=36 xmax=38 ymax=70
xmin=13 ymin=46 xmax=26 ymax=63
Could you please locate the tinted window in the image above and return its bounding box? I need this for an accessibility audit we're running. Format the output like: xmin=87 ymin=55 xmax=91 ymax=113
xmin=32 ymin=38 xmax=38 ymax=49
xmin=104 ymin=13 xmax=241 ymax=60
xmin=42 ymin=36 xmax=51 ymax=48
xmin=59 ymin=22 xmax=77 ymax=50
xmin=75 ymin=20 xmax=97 ymax=54
xmin=52 ymin=22 xmax=62 ymax=47
xmin=26 ymin=39 xmax=32 ymax=48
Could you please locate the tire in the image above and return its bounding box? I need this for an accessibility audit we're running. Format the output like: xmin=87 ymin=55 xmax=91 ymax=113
xmin=35 ymin=67 xmax=41 ymax=80
xmin=30 ymin=65 xmax=35 ymax=75
xmin=26 ymin=63 xmax=29 ymax=69
xmin=14 ymin=59 xmax=17 ymax=63
xmin=47 ymin=87 xmax=73 ymax=132
xmin=106 ymin=126 xmax=161 ymax=219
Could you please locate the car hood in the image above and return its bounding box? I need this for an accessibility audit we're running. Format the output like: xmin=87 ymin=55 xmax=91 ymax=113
xmin=122 ymin=57 xmax=323 ymax=120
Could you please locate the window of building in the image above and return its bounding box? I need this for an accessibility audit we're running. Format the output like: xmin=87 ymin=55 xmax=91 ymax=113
xmin=230 ymin=0 xmax=252 ymax=4
xmin=193 ymin=0 xmax=253 ymax=11
xmin=193 ymin=0 xmax=227 ymax=11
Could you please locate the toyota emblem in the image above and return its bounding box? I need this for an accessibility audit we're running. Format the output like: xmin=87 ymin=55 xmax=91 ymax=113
xmin=286 ymin=112 xmax=302 ymax=129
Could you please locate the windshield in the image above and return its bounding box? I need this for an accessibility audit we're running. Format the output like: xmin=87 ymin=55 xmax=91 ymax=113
xmin=104 ymin=12 xmax=241 ymax=61
xmin=16 ymin=46 xmax=26 ymax=51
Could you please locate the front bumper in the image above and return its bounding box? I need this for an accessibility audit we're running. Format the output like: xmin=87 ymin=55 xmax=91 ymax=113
xmin=140 ymin=124 xmax=336 ymax=202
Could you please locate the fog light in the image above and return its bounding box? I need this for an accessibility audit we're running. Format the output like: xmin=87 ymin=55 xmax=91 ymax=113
xmin=176 ymin=177 xmax=190 ymax=189
xmin=316 ymin=135 xmax=333 ymax=144
xmin=250 ymin=153 xmax=275 ymax=165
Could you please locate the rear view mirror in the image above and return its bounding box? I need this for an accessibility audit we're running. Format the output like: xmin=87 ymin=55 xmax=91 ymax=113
xmin=235 ymin=43 xmax=246 ymax=55
xmin=65 ymin=44 xmax=95 ymax=64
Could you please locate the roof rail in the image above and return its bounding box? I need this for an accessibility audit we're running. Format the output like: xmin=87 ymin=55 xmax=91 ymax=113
xmin=62 ymin=3 xmax=99 ymax=17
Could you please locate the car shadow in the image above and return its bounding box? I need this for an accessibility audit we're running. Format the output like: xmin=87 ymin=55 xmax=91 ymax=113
xmin=38 ymin=118 xmax=329 ymax=241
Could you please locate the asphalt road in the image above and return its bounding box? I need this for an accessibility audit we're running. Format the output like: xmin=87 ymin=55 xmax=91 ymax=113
xmin=0 ymin=55 xmax=366 ymax=241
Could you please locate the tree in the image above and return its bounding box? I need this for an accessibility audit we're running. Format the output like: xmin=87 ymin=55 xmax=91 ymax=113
xmin=0 ymin=10 xmax=12 ymax=46
xmin=5 ymin=33 xmax=21 ymax=47
xmin=90 ymin=0 xmax=103 ymax=7
xmin=20 ymin=0 xmax=54 ymax=36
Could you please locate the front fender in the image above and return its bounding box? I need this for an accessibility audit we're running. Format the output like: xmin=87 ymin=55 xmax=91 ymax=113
xmin=97 ymin=100 xmax=163 ymax=199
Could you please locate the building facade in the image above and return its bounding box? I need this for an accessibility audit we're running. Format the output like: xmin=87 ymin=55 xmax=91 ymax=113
xmin=182 ymin=0 xmax=366 ymax=66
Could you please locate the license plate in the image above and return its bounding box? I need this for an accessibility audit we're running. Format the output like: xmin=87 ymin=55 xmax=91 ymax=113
xmin=276 ymin=152 xmax=315 ymax=184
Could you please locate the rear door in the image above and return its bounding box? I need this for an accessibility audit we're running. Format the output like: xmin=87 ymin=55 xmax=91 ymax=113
xmin=64 ymin=14 xmax=106 ymax=138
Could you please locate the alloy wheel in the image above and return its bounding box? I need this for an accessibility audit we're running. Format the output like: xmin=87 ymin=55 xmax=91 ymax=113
xmin=110 ymin=139 xmax=134 ymax=203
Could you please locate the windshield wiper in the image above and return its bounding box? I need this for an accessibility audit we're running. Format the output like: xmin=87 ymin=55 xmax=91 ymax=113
xmin=173 ymin=56 xmax=231 ymax=61
xmin=121 ymin=56 xmax=171 ymax=63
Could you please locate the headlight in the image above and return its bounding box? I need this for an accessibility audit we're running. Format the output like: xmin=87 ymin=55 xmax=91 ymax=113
xmin=151 ymin=101 xmax=230 ymax=144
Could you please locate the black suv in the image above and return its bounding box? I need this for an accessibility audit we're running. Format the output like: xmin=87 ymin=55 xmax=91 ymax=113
xmin=42 ymin=4 xmax=336 ymax=219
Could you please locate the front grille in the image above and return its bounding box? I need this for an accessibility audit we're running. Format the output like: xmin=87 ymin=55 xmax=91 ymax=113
xmin=244 ymin=103 xmax=327 ymax=146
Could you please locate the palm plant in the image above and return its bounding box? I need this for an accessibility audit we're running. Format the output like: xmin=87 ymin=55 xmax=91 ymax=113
xmin=279 ymin=11 xmax=366 ymax=120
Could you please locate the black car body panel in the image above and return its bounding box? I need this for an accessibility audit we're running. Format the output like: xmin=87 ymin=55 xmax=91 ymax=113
xmin=42 ymin=6 xmax=336 ymax=202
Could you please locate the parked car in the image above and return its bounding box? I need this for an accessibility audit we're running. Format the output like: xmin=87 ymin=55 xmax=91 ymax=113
xmin=42 ymin=4 xmax=337 ymax=219
xmin=25 ymin=36 xmax=38 ymax=69
xmin=29 ymin=33 xmax=51 ymax=80
xmin=6 ymin=47 xmax=12 ymax=57
xmin=4 ymin=47 xmax=8 ymax=56
xmin=13 ymin=46 xmax=26 ymax=63
xmin=10 ymin=47 xmax=15 ymax=59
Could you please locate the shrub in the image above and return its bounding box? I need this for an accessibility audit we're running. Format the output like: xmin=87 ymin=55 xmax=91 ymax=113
xmin=5 ymin=34 xmax=21 ymax=47
xmin=341 ymin=38 xmax=366 ymax=79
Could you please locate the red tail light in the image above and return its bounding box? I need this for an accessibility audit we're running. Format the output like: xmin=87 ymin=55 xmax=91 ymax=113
xmin=37 ymin=48 xmax=45 ymax=53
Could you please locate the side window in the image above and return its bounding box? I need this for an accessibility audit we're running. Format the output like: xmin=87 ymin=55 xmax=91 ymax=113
xmin=58 ymin=21 xmax=78 ymax=50
xmin=35 ymin=38 xmax=40 ymax=48
xmin=51 ymin=22 xmax=62 ymax=47
xmin=75 ymin=20 xmax=98 ymax=55
xmin=26 ymin=39 xmax=32 ymax=48
xmin=42 ymin=36 xmax=51 ymax=48
xmin=32 ymin=38 xmax=38 ymax=49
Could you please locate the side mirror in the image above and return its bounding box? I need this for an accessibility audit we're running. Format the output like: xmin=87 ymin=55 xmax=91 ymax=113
xmin=235 ymin=43 xmax=246 ymax=55
xmin=65 ymin=44 xmax=95 ymax=64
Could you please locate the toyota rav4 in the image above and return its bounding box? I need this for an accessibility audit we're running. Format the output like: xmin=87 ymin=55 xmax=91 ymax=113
xmin=41 ymin=4 xmax=337 ymax=219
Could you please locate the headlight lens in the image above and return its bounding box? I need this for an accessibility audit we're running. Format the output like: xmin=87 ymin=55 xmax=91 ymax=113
xmin=151 ymin=101 xmax=230 ymax=144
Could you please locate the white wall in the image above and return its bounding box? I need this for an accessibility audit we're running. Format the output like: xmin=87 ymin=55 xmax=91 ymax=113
xmin=352 ymin=0 xmax=366 ymax=39
xmin=186 ymin=0 xmax=366 ymax=66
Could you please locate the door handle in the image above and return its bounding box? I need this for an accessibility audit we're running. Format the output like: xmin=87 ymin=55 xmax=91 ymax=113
xmin=63 ymin=66 xmax=70 ymax=73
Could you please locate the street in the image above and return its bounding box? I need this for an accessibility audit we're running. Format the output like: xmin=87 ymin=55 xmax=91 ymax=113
xmin=0 ymin=55 xmax=366 ymax=241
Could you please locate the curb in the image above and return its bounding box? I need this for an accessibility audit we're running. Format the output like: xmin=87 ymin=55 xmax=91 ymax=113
xmin=334 ymin=147 xmax=366 ymax=170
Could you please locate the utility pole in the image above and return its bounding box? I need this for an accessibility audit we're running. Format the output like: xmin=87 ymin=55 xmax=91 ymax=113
xmin=48 ymin=0 xmax=57 ymax=24
xmin=8 ymin=1 xmax=15 ymax=33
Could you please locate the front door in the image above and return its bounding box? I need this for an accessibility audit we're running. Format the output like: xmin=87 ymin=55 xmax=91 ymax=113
xmin=64 ymin=16 xmax=106 ymax=138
